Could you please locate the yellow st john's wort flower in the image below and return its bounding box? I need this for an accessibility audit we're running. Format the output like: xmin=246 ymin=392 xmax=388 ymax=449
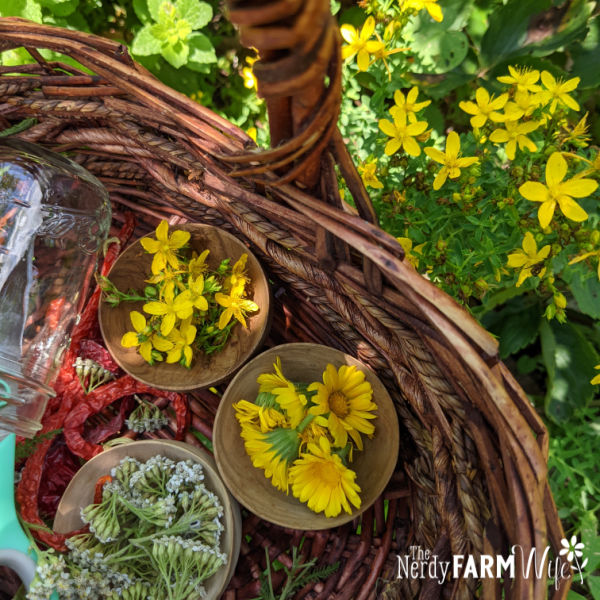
xmin=227 ymin=254 xmax=250 ymax=293
xmin=459 ymin=88 xmax=508 ymax=128
xmin=424 ymin=131 xmax=479 ymax=190
xmin=140 ymin=220 xmax=190 ymax=275
xmin=234 ymin=399 xmax=288 ymax=433
xmin=188 ymin=249 xmax=210 ymax=278
xmin=358 ymin=160 xmax=383 ymax=189
xmin=400 ymin=0 xmax=443 ymax=22
xmin=519 ymin=152 xmax=598 ymax=228
xmin=121 ymin=311 xmax=174 ymax=362
xmin=215 ymin=289 xmax=259 ymax=329
xmin=308 ymin=364 xmax=377 ymax=450
xmin=239 ymin=421 xmax=300 ymax=492
xmin=591 ymin=365 xmax=600 ymax=386
xmin=503 ymin=90 xmax=543 ymax=121
xmin=569 ymin=248 xmax=600 ymax=281
xmin=257 ymin=356 xmax=291 ymax=393
xmin=188 ymin=275 xmax=209 ymax=312
xmin=288 ymin=437 xmax=362 ymax=518
xmin=396 ymin=237 xmax=424 ymax=268
xmin=242 ymin=55 xmax=258 ymax=90
xmin=145 ymin=266 xmax=184 ymax=299
xmin=489 ymin=119 xmax=539 ymax=160
xmin=340 ymin=17 xmax=384 ymax=72
xmin=506 ymin=232 xmax=551 ymax=287
xmin=390 ymin=87 xmax=431 ymax=124
xmin=143 ymin=289 xmax=194 ymax=336
xmin=379 ymin=111 xmax=427 ymax=157
xmin=556 ymin=112 xmax=590 ymax=148
xmin=497 ymin=66 xmax=542 ymax=93
xmin=539 ymin=71 xmax=580 ymax=113
xmin=166 ymin=319 xmax=197 ymax=367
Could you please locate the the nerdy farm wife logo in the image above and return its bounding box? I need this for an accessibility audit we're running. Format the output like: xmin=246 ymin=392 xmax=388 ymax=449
xmin=396 ymin=536 xmax=588 ymax=590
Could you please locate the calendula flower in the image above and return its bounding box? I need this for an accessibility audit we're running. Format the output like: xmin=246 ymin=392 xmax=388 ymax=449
xmin=519 ymin=152 xmax=597 ymax=228
xmin=188 ymin=275 xmax=208 ymax=311
xmin=188 ymin=249 xmax=210 ymax=278
xmin=424 ymin=131 xmax=479 ymax=190
xmin=379 ymin=111 xmax=428 ymax=156
xmin=239 ymin=421 xmax=300 ymax=492
xmin=359 ymin=160 xmax=383 ymax=189
xmin=121 ymin=311 xmax=174 ymax=362
xmin=489 ymin=120 xmax=539 ymax=160
xmin=497 ymin=66 xmax=542 ymax=93
xmin=591 ymin=365 xmax=600 ymax=385
xmin=272 ymin=381 xmax=308 ymax=429
xmin=396 ymin=237 xmax=424 ymax=268
xmin=459 ymin=88 xmax=508 ymax=128
xmin=539 ymin=70 xmax=580 ymax=113
xmin=390 ymin=87 xmax=431 ymax=123
xmin=288 ymin=437 xmax=361 ymax=517
xmin=308 ymin=364 xmax=377 ymax=450
xmin=234 ymin=399 xmax=287 ymax=433
xmin=140 ymin=220 xmax=190 ymax=275
xmin=166 ymin=319 xmax=197 ymax=367
xmin=257 ymin=357 xmax=291 ymax=393
xmin=215 ymin=289 xmax=259 ymax=329
xmin=506 ymin=232 xmax=551 ymax=287
xmin=340 ymin=17 xmax=384 ymax=71
xmin=143 ymin=289 xmax=194 ymax=336
xmin=400 ymin=0 xmax=443 ymax=22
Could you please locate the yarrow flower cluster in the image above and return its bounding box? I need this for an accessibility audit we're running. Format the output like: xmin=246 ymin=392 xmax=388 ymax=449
xmin=234 ymin=358 xmax=378 ymax=517
xmin=27 ymin=455 xmax=226 ymax=600
xmin=100 ymin=220 xmax=259 ymax=367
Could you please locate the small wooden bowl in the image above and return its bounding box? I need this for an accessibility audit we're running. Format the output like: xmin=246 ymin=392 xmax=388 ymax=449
xmin=99 ymin=223 xmax=270 ymax=391
xmin=213 ymin=343 xmax=399 ymax=530
xmin=54 ymin=440 xmax=242 ymax=599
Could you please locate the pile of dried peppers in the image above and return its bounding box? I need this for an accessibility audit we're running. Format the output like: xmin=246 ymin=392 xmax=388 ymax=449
xmin=15 ymin=214 xmax=190 ymax=551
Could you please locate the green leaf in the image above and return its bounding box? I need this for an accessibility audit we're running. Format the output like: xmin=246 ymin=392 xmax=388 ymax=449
xmin=480 ymin=0 xmax=550 ymax=66
xmin=147 ymin=0 xmax=164 ymax=22
xmin=581 ymin=512 xmax=600 ymax=572
xmin=131 ymin=24 xmax=162 ymax=56
xmin=480 ymin=298 xmax=541 ymax=359
xmin=590 ymin=576 xmax=600 ymax=600
xmin=571 ymin=15 xmax=600 ymax=88
xmin=176 ymin=0 xmax=212 ymax=30
xmin=187 ymin=32 xmax=216 ymax=66
xmin=161 ymin=39 xmax=189 ymax=69
xmin=133 ymin=0 xmax=152 ymax=24
xmin=330 ymin=0 xmax=341 ymax=15
xmin=0 ymin=0 xmax=42 ymax=21
xmin=541 ymin=320 xmax=599 ymax=421
xmin=0 ymin=118 xmax=37 ymax=137
xmin=562 ymin=264 xmax=600 ymax=320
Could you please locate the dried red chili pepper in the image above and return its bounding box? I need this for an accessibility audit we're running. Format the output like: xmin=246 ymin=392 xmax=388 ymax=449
xmin=64 ymin=375 xmax=187 ymax=460
xmin=93 ymin=475 xmax=112 ymax=504
xmin=79 ymin=339 xmax=121 ymax=375
xmin=86 ymin=395 xmax=134 ymax=444
xmin=16 ymin=215 xmax=136 ymax=549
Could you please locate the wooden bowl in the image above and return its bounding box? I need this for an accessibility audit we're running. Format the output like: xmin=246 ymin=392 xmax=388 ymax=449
xmin=54 ymin=440 xmax=242 ymax=599
xmin=99 ymin=223 xmax=270 ymax=390
xmin=213 ymin=343 xmax=399 ymax=530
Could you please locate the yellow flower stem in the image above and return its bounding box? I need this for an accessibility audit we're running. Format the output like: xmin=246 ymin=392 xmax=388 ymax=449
xmin=296 ymin=413 xmax=315 ymax=433
xmin=559 ymin=152 xmax=592 ymax=166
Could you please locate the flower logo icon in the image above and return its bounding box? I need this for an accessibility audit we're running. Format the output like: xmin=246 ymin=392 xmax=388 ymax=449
xmin=560 ymin=536 xmax=584 ymax=563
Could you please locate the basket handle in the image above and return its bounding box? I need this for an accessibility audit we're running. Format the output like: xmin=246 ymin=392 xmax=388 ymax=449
xmin=224 ymin=0 xmax=383 ymax=290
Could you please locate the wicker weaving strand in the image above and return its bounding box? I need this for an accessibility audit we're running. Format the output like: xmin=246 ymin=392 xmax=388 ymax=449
xmin=0 ymin=7 xmax=568 ymax=599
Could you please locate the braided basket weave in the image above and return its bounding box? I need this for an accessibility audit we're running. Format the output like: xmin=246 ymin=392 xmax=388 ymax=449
xmin=0 ymin=5 xmax=567 ymax=599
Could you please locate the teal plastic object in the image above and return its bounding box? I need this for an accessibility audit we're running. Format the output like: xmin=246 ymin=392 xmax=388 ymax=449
xmin=0 ymin=433 xmax=37 ymax=587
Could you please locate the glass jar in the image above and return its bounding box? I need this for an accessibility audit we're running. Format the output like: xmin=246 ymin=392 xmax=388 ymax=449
xmin=0 ymin=138 xmax=111 ymax=438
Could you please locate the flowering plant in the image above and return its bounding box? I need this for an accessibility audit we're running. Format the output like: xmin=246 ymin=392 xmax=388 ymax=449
xmin=27 ymin=455 xmax=227 ymax=600
xmin=234 ymin=358 xmax=378 ymax=518
xmin=100 ymin=220 xmax=258 ymax=367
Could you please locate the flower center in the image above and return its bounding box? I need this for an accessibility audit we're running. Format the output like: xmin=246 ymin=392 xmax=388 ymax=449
xmin=315 ymin=460 xmax=341 ymax=487
xmin=329 ymin=391 xmax=349 ymax=418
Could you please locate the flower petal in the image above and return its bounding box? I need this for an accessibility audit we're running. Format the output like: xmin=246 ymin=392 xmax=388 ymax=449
xmin=403 ymin=136 xmax=421 ymax=157
xmin=169 ymin=229 xmax=190 ymax=249
xmin=140 ymin=237 xmax=160 ymax=253
xmin=130 ymin=310 xmax=147 ymax=333
xmin=519 ymin=181 xmax=548 ymax=202
xmin=557 ymin=196 xmax=588 ymax=222
xmin=545 ymin=152 xmax=567 ymax=188
xmin=538 ymin=201 xmax=556 ymax=229
xmin=560 ymin=177 xmax=598 ymax=198
xmin=424 ymin=146 xmax=446 ymax=164
xmin=121 ymin=332 xmax=139 ymax=348
xmin=522 ymin=232 xmax=537 ymax=257
xmin=378 ymin=118 xmax=396 ymax=137
xmin=445 ymin=131 xmax=460 ymax=157
xmin=155 ymin=220 xmax=169 ymax=242
xmin=340 ymin=24 xmax=357 ymax=45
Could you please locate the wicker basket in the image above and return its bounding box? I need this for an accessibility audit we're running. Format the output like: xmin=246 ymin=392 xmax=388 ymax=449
xmin=0 ymin=5 xmax=567 ymax=599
